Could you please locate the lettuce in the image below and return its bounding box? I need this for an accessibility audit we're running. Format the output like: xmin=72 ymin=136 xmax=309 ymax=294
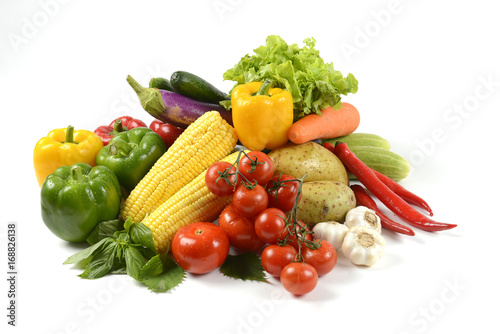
xmin=223 ymin=35 xmax=358 ymax=118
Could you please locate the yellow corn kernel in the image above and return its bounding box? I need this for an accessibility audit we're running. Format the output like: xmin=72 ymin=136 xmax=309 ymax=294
xmin=121 ymin=111 xmax=238 ymax=223
xmin=143 ymin=150 xmax=246 ymax=253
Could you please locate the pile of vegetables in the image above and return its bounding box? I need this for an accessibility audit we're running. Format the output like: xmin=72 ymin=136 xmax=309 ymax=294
xmin=33 ymin=35 xmax=456 ymax=295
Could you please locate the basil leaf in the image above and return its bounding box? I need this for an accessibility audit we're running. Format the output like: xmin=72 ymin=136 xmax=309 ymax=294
xmin=79 ymin=241 xmax=118 ymax=279
xmin=220 ymin=253 xmax=268 ymax=282
xmin=129 ymin=223 xmax=156 ymax=259
xmin=124 ymin=217 xmax=134 ymax=231
xmin=139 ymin=253 xmax=185 ymax=292
xmin=63 ymin=237 xmax=111 ymax=265
xmin=109 ymin=265 xmax=127 ymax=275
xmin=86 ymin=219 xmax=124 ymax=245
xmin=124 ymin=246 xmax=147 ymax=281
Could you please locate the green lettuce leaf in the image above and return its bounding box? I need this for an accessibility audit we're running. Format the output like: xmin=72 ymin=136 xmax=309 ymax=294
xmin=223 ymin=35 xmax=358 ymax=118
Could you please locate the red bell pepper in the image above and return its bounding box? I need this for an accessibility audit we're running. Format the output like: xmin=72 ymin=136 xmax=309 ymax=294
xmin=149 ymin=119 xmax=184 ymax=149
xmin=94 ymin=116 xmax=147 ymax=146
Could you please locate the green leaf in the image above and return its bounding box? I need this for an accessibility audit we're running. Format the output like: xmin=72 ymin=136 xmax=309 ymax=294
xmin=139 ymin=253 xmax=185 ymax=292
xmin=219 ymin=253 xmax=268 ymax=282
xmin=128 ymin=223 xmax=156 ymax=259
xmin=109 ymin=264 xmax=127 ymax=275
xmin=79 ymin=241 xmax=118 ymax=279
xmin=86 ymin=219 xmax=124 ymax=245
xmin=123 ymin=217 xmax=134 ymax=231
xmin=124 ymin=246 xmax=147 ymax=281
xmin=63 ymin=237 xmax=111 ymax=265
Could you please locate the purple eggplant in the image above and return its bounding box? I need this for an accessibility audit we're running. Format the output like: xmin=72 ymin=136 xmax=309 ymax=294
xmin=126 ymin=75 xmax=232 ymax=129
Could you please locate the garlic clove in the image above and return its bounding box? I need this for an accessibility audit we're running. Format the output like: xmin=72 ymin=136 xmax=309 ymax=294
xmin=312 ymin=221 xmax=349 ymax=250
xmin=345 ymin=206 xmax=382 ymax=233
xmin=341 ymin=226 xmax=385 ymax=267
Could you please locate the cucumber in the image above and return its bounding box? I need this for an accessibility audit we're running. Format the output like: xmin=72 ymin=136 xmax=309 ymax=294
xmin=170 ymin=71 xmax=229 ymax=104
xmin=322 ymin=133 xmax=391 ymax=150
xmin=347 ymin=146 xmax=411 ymax=181
xmin=149 ymin=77 xmax=175 ymax=91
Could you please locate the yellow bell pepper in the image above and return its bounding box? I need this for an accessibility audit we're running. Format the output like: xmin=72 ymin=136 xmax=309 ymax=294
xmin=33 ymin=125 xmax=103 ymax=187
xmin=231 ymin=80 xmax=293 ymax=151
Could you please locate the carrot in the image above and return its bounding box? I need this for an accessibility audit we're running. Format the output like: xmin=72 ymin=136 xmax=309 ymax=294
xmin=288 ymin=102 xmax=360 ymax=144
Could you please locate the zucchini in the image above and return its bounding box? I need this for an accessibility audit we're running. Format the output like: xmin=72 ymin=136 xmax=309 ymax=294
xmin=347 ymin=146 xmax=410 ymax=181
xmin=149 ymin=77 xmax=175 ymax=92
xmin=170 ymin=71 xmax=229 ymax=104
xmin=322 ymin=133 xmax=391 ymax=150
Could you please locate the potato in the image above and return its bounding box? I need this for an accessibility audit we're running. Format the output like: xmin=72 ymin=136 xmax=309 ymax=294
xmin=296 ymin=181 xmax=356 ymax=226
xmin=268 ymin=142 xmax=349 ymax=185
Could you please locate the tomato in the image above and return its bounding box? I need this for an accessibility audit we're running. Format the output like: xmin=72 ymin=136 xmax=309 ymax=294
xmin=232 ymin=184 xmax=269 ymax=218
xmin=205 ymin=162 xmax=238 ymax=196
xmin=238 ymin=151 xmax=274 ymax=186
xmin=302 ymin=240 xmax=337 ymax=276
xmin=149 ymin=119 xmax=184 ymax=148
xmin=279 ymin=220 xmax=313 ymax=250
xmin=266 ymin=174 xmax=301 ymax=212
xmin=280 ymin=262 xmax=318 ymax=295
xmin=261 ymin=244 xmax=297 ymax=277
xmin=254 ymin=208 xmax=287 ymax=244
xmin=171 ymin=222 xmax=229 ymax=274
xmin=218 ymin=203 xmax=265 ymax=252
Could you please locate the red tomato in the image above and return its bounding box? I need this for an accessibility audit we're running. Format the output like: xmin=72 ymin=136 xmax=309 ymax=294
xmin=302 ymin=240 xmax=337 ymax=276
xmin=279 ymin=220 xmax=313 ymax=250
xmin=218 ymin=203 xmax=265 ymax=252
xmin=266 ymin=174 xmax=301 ymax=212
xmin=171 ymin=222 xmax=229 ymax=274
xmin=261 ymin=244 xmax=297 ymax=277
xmin=232 ymin=184 xmax=269 ymax=218
xmin=149 ymin=119 xmax=184 ymax=148
xmin=254 ymin=208 xmax=287 ymax=244
xmin=280 ymin=262 xmax=318 ymax=295
xmin=238 ymin=151 xmax=274 ymax=186
xmin=205 ymin=162 xmax=238 ymax=196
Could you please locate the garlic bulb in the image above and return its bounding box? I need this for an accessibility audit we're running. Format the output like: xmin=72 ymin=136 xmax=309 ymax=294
xmin=312 ymin=221 xmax=348 ymax=250
xmin=342 ymin=226 xmax=385 ymax=266
xmin=345 ymin=206 xmax=382 ymax=233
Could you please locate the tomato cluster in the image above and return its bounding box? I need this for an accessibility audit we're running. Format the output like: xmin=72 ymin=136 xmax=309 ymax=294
xmin=173 ymin=150 xmax=337 ymax=295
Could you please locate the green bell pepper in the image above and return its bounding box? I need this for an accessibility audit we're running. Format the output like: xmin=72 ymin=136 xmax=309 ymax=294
xmin=96 ymin=127 xmax=166 ymax=193
xmin=41 ymin=163 xmax=122 ymax=243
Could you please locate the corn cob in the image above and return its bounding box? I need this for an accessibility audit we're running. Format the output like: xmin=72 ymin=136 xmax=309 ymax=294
xmin=142 ymin=150 xmax=247 ymax=253
xmin=121 ymin=111 xmax=238 ymax=223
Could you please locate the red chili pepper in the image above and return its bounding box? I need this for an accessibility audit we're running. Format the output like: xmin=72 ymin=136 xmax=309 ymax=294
xmin=149 ymin=119 xmax=184 ymax=149
xmin=371 ymin=169 xmax=433 ymax=216
xmin=324 ymin=142 xmax=457 ymax=232
xmin=351 ymin=184 xmax=415 ymax=236
xmin=94 ymin=116 xmax=147 ymax=146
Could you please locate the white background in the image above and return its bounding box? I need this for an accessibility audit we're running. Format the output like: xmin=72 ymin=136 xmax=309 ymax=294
xmin=1 ymin=0 xmax=499 ymax=333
